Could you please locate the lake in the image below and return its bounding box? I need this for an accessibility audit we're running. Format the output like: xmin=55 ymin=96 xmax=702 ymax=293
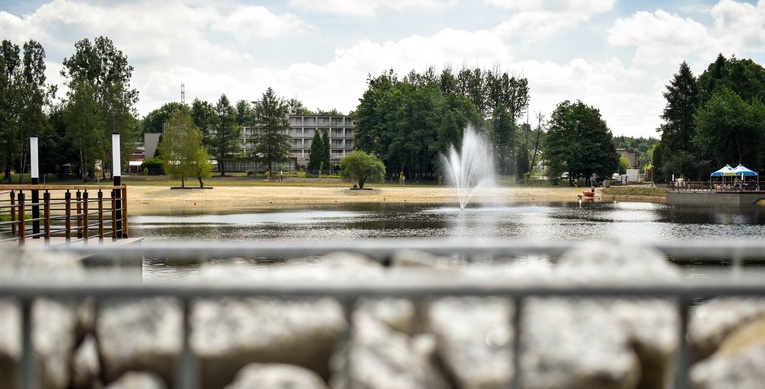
xmin=130 ymin=201 xmax=765 ymax=243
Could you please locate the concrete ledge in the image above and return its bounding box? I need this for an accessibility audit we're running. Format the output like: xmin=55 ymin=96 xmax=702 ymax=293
xmin=667 ymin=191 xmax=765 ymax=206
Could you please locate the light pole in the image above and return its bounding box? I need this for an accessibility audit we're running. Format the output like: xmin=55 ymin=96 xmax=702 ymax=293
xmin=112 ymin=132 xmax=124 ymax=239
xmin=30 ymin=135 xmax=40 ymax=237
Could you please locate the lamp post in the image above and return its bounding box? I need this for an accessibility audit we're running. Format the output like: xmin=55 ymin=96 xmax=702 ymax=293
xmin=112 ymin=133 xmax=124 ymax=239
xmin=30 ymin=135 xmax=40 ymax=237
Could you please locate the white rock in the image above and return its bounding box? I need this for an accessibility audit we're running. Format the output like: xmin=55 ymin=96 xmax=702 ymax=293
xmin=223 ymin=363 xmax=328 ymax=389
xmin=97 ymin=298 xmax=182 ymax=387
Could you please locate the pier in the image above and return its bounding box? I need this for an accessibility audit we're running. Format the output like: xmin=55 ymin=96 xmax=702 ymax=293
xmin=667 ymin=189 xmax=765 ymax=206
xmin=0 ymin=184 xmax=133 ymax=246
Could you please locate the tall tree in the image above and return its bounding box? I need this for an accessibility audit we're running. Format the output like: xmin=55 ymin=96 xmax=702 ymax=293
xmin=141 ymin=102 xmax=189 ymax=134
xmin=61 ymin=36 xmax=139 ymax=179
xmin=0 ymin=39 xmax=53 ymax=182
xmin=544 ymin=100 xmax=619 ymax=186
xmin=158 ymin=110 xmax=212 ymax=188
xmin=654 ymin=61 xmax=700 ymax=181
xmin=191 ymin=98 xmax=215 ymax=132
xmin=694 ymin=87 xmax=765 ymax=170
xmin=207 ymin=94 xmax=240 ymax=176
xmin=235 ymin=99 xmax=255 ymax=126
xmin=307 ymin=129 xmax=325 ymax=171
xmin=659 ymin=61 xmax=699 ymax=153
xmin=251 ymin=87 xmax=292 ymax=172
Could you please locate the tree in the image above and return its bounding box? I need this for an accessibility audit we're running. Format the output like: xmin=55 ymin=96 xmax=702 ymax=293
xmin=340 ymin=150 xmax=386 ymax=189
xmin=251 ymin=87 xmax=292 ymax=172
xmin=157 ymin=111 xmax=211 ymax=188
xmin=207 ymin=94 xmax=240 ymax=176
xmin=141 ymin=102 xmax=189 ymax=134
xmin=61 ymin=36 xmax=139 ymax=180
xmin=694 ymin=87 xmax=765 ymax=170
xmin=544 ymin=100 xmax=619 ymax=186
xmin=321 ymin=129 xmax=331 ymax=172
xmin=307 ymin=129 xmax=325 ymax=171
xmin=0 ymin=39 xmax=54 ymax=182
xmin=235 ymin=99 xmax=254 ymax=126
xmin=660 ymin=61 xmax=699 ymax=153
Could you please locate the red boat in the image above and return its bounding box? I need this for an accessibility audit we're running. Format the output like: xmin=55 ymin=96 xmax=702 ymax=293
xmin=582 ymin=191 xmax=595 ymax=197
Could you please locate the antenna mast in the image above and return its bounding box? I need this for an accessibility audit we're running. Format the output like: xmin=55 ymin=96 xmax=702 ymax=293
xmin=181 ymin=83 xmax=186 ymax=104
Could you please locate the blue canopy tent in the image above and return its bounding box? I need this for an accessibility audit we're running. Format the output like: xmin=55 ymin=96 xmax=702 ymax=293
xmin=732 ymin=164 xmax=759 ymax=190
xmin=710 ymin=164 xmax=735 ymax=190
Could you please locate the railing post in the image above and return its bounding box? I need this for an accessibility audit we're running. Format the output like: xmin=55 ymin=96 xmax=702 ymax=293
xmin=31 ymin=186 xmax=40 ymax=238
xmin=111 ymin=189 xmax=117 ymax=240
xmin=83 ymin=190 xmax=89 ymax=242
xmin=122 ymin=185 xmax=129 ymax=238
xmin=43 ymin=190 xmax=51 ymax=244
xmin=98 ymin=190 xmax=104 ymax=242
xmin=76 ymin=190 xmax=83 ymax=239
xmin=65 ymin=190 xmax=72 ymax=242
xmin=18 ymin=191 xmax=26 ymax=246
xmin=10 ymin=190 xmax=17 ymax=237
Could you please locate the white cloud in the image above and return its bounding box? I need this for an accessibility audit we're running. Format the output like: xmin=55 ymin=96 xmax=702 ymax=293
xmin=288 ymin=0 xmax=455 ymax=16
xmin=490 ymin=0 xmax=616 ymax=42
xmin=211 ymin=5 xmax=306 ymax=41
xmin=710 ymin=0 xmax=765 ymax=52
xmin=608 ymin=10 xmax=715 ymax=65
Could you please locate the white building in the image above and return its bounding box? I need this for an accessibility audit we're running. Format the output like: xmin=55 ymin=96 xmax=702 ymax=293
xmin=232 ymin=114 xmax=355 ymax=172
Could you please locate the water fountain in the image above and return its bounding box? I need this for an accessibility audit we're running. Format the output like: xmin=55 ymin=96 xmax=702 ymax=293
xmin=442 ymin=126 xmax=497 ymax=210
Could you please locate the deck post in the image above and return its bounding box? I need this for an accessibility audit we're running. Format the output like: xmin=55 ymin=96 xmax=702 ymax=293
xmin=112 ymin=132 xmax=124 ymax=239
xmin=83 ymin=190 xmax=89 ymax=241
xmin=65 ymin=190 xmax=71 ymax=242
xmin=76 ymin=190 xmax=83 ymax=239
xmin=10 ymin=191 xmax=16 ymax=237
xmin=98 ymin=190 xmax=104 ymax=242
xmin=18 ymin=192 xmax=25 ymax=245
xmin=43 ymin=191 xmax=51 ymax=243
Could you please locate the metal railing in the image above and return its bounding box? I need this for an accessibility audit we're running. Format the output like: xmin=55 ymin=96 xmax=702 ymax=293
xmin=0 ymin=185 xmax=128 ymax=246
xmin=3 ymin=239 xmax=765 ymax=389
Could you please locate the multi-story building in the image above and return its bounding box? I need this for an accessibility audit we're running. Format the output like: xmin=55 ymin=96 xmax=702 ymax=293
xmin=138 ymin=114 xmax=355 ymax=173
xmin=232 ymin=114 xmax=355 ymax=172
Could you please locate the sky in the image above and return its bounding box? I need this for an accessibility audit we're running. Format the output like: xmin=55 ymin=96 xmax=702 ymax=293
xmin=1 ymin=0 xmax=764 ymax=139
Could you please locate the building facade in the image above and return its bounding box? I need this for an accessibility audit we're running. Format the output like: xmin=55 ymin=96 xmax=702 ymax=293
xmin=231 ymin=114 xmax=355 ymax=172
xmin=136 ymin=114 xmax=355 ymax=173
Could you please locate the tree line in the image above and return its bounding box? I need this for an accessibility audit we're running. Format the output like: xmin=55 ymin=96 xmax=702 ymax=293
xmin=1 ymin=36 xmax=138 ymax=182
xmin=654 ymin=54 xmax=765 ymax=182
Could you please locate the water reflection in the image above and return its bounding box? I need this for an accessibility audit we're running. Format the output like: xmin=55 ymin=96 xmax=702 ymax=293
xmin=130 ymin=201 xmax=765 ymax=244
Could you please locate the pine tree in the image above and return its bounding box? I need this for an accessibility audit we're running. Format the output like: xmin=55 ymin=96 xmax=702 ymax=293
xmin=308 ymin=130 xmax=324 ymax=171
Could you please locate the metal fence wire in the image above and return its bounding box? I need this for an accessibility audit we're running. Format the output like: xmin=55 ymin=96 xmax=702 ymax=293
xmin=3 ymin=239 xmax=765 ymax=389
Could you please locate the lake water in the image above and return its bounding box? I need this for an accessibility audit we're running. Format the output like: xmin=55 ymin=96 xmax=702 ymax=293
xmin=129 ymin=201 xmax=765 ymax=280
xmin=130 ymin=201 xmax=765 ymax=243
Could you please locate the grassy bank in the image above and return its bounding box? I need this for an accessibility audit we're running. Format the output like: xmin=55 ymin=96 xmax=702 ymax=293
xmin=601 ymin=186 xmax=668 ymax=202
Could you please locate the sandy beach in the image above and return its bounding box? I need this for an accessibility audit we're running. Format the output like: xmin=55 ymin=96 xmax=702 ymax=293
xmin=126 ymin=184 xmax=595 ymax=215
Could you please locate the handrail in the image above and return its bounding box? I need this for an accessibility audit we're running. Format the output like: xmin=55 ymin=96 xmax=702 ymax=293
xmin=0 ymin=185 xmax=128 ymax=245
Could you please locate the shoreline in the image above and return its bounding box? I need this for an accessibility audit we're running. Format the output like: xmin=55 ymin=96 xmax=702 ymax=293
xmin=125 ymin=184 xmax=663 ymax=215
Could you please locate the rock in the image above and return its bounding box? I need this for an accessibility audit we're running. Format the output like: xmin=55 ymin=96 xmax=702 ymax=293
xmin=690 ymin=318 xmax=765 ymax=388
xmin=338 ymin=298 xmax=450 ymax=389
xmin=32 ymin=298 xmax=79 ymax=389
xmin=70 ymin=335 xmax=101 ymax=389
xmin=427 ymin=297 xmax=514 ymax=389
xmin=521 ymin=298 xmax=641 ymax=389
xmin=688 ymin=297 xmax=765 ymax=360
xmin=191 ymin=297 xmax=346 ymax=389
xmin=97 ymin=298 xmax=182 ymax=388
xmin=0 ymin=248 xmax=84 ymax=279
xmin=390 ymin=249 xmax=465 ymax=269
xmin=223 ymin=363 xmax=327 ymax=389
xmin=103 ymin=371 xmax=166 ymax=389
xmin=520 ymin=241 xmax=681 ymax=389
xmin=555 ymin=240 xmax=682 ymax=283
xmin=0 ymin=298 xmax=21 ymax=389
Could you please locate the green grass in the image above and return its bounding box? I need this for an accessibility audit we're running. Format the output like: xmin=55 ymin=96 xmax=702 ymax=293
xmin=601 ymin=186 xmax=668 ymax=197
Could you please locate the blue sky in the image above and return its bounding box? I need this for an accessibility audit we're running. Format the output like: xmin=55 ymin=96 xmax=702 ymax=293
xmin=1 ymin=0 xmax=764 ymax=138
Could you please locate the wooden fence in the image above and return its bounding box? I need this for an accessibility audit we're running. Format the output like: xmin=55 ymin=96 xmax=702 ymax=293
xmin=0 ymin=185 xmax=128 ymax=246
